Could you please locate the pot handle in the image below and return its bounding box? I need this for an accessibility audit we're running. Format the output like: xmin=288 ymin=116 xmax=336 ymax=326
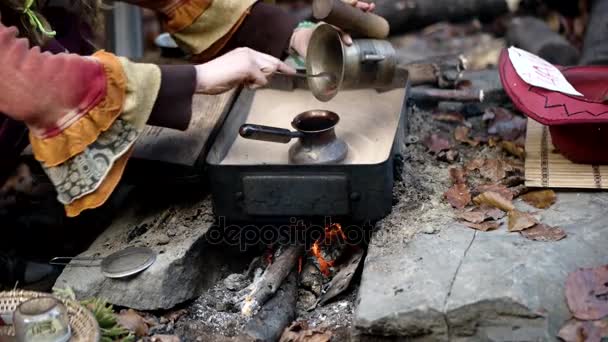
xmin=239 ymin=124 xmax=304 ymax=144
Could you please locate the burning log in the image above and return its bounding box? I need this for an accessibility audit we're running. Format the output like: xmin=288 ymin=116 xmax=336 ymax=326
xmin=402 ymin=55 xmax=466 ymax=88
xmin=373 ymin=0 xmax=515 ymax=34
xmin=238 ymin=272 xmax=298 ymax=342
xmin=240 ymin=245 xmax=304 ymax=317
xmin=507 ymin=16 xmax=579 ymax=65
xmin=580 ymin=0 xmax=608 ymax=65
xmin=410 ymin=87 xmax=484 ymax=103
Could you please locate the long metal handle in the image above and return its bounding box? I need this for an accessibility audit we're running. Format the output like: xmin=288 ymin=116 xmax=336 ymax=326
xmin=50 ymin=256 xmax=102 ymax=266
xmin=239 ymin=124 xmax=303 ymax=144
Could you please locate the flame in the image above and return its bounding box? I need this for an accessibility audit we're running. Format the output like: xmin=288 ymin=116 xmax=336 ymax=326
xmin=311 ymin=223 xmax=346 ymax=277
xmin=324 ymin=223 xmax=346 ymax=244
xmin=311 ymin=242 xmax=334 ymax=276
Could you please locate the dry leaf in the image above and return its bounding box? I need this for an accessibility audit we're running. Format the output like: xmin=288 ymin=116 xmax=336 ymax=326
xmin=500 ymin=141 xmax=525 ymax=159
xmin=423 ymin=134 xmax=452 ymax=154
xmin=473 ymin=191 xmax=515 ymax=212
xmin=117 ymin=309 xmax=149 ymax=337
xmin=438 ymin=149 xmax=459 ymax=162
xmin=454 ymin=126 xmax=479 ymax=146
xmin=558 ymin=318 xmax=608 ymax=342
xmin=501 ymin=175 xmax=525 ymax=187
xmin=479 ymin=159 xmax=509 ymax=182
xmin=520 ymin=224 xmax=566 ymax=242
xmin=456 ymin=211 xmax=486 ymax=223
xmin=433 ymin=112 xmax=464 ymax=123
xmin=509 ymin=184 xmax=529 ymax=198
xmin=462 ymin=221 xmax=500 ymax=232
xmin=162 ymin=309 xmax=188 ymax=324
xmin=507 ymin=210 xmax=537 ymax=232
xmin=474 ymin=184 xmax=514 ymax=200
xmin=486 ymin=107 xmax=527 ymax=141
xmin=465 ymin=158 xmax=485 ymax=171
xmin=521 ymin=190 xmax=557 ymax=209
xmin=483 ymin=207 xmax=506 ymax=220
xmin=280 ymin=321 xmax=332 ymax=342
xmin=566 ymin=265 xmax=608 ymax=320
xmin=445 ymin=184 xmax=471 ymax=209
xmin=449 ymin=167 xmax=466 ymax=185
xmin=151 ymin=335 xmax=180 ymax=342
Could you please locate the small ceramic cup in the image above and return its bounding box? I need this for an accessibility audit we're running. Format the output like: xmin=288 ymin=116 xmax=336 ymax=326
xmin=13 ymin=297 xmax=71 ymax=342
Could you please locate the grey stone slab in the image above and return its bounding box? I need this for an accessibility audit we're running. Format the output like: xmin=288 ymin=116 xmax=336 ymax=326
xmin=54 ymin=196 xmax=244 ymax=310
xmin=354 ymin=192 xmax=608 ymax=341
xmin=355 ymin=225 xmax=475 ymax=341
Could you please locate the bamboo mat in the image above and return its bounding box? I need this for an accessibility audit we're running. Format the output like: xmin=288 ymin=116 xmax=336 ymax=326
xmin=525 ymin=120 xmax=607 ymax=189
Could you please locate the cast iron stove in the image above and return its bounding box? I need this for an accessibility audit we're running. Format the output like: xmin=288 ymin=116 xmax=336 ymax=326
xmin=206 ymin=83 xmax=409 ymax=223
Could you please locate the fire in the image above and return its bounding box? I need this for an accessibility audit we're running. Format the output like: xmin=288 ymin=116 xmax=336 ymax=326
xmin=310 ymin=223 xmax=346 ymax=277
xmin=311 ymin=242 xmax=334 ymax=276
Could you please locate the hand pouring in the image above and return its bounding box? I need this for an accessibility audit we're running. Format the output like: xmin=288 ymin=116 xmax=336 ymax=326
xmin=239 ymin=110 xmax=348 ymax=165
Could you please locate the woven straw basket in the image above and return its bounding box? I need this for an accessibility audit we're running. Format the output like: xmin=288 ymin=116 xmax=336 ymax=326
xmin=0 ymin=290 xmax=100 ymax=341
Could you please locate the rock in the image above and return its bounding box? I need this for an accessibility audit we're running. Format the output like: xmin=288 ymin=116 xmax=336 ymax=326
xmin=224 ymin=274 xmax=248 ymax=291
xmin=54 ymin=196 xmax=247 ymax=310
xmin=354 ymin=192 xmax=608 ymax=340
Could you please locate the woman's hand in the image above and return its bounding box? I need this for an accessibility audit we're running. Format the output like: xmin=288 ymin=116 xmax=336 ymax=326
xmin=289 ymin=1 xmax=376 ymax=58
xmin=195 ymin=48 xmax=296 ymax=94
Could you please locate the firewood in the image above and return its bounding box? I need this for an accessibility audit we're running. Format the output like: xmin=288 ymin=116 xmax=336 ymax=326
xmin=410 ymin=87 xmax=484 ymax=103
xmin=240 ymin=245 xmax=304 ymax=317
xmin=580 ymin=0 xmax=608 ymax=65
xmin=237 ymin=272 xmax=298 ymax=342
xmin=507 ymin=16 xmax=579 ymax=65
xmin=402 ymin=55 xmax=465 ymax=88
xmin=373 ymin=0 xmax=513 ymax=34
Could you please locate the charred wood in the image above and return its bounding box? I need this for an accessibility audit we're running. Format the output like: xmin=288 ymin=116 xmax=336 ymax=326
xmin=374 ymin=0 xmax=513 ymax=34
xmin=238 ymin=272 xmax=298 ymax=342
xmin=507 ymin=16 xmax=579 ymax=65
xmin=580 ymin=0 xmax=608 ymax=65
xmin=240 ymin=245 xmax=304 ymax=317
xmin=410 ymin=87 xmax=484 ymax=103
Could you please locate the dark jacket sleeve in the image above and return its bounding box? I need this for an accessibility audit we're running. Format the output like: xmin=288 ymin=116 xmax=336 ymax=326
xmin=217 ymin=2 xmax=299 ymax=59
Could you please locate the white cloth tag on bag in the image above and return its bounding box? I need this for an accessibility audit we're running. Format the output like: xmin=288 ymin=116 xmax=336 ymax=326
xmin=508 ymin=46 xmax=583 ymax=96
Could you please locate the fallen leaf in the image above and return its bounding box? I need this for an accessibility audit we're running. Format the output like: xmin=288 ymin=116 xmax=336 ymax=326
xmin=162 ymin=309 xmax=188 ymax=324
xmin=456 ymin=211 xmax=486 ymax=223
xmin=151 ymin=335 xmax=180 ymax=342
xmin=454 ymin=126 xmax=479 ymax=146
xmin=486 ymin=107 xmax=527 ymax=141
xmin=449 ymin=167 xmax=467 ymax=185
xmin=509 ymin=184 xmax=529 ymax=198
xmin=445 ymin=184 xmax=471 ymax=209
xmin=501 ymin=175 xmax=525 ymax=187
xmin=558 ymin=318 xmax=608 ymax=342
xmin=473 ymin=191 xmax=515 ymax=212
xmin=280 ymin=321 xmax=332 ymax=342
xmin=479 ymin=159 xmax=510 ymax=182
xmin=521 ymin=190 xmax=557 ymax=209
xmin=433 ymin=112 xmax=464 ymax=123
xmin=507 ymin=210 xmax=537 ymax=232
xmin=474 ymin=184 xmax=514 ymax=200
xmin=462 ymin=221 xmax=500 ymax=232
xmin=465 ymin=158 xmax=485 ymax=172
xmin=566 ymin=265 xmax=608 ymax=320
xmin=483 ymin=207 xmax=506 ymax=220
xmin=520 ymin=224 xmax=566 ymax=242
xmin=437 ymin=149 xmax=459 ymax=162
xmin=423 ymin=134 xmax=452 ymax=154
xmin=500 ymin=141 xmax=526 ymax=159
xmin=117 ymin=309 xmax=149 ymax=337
